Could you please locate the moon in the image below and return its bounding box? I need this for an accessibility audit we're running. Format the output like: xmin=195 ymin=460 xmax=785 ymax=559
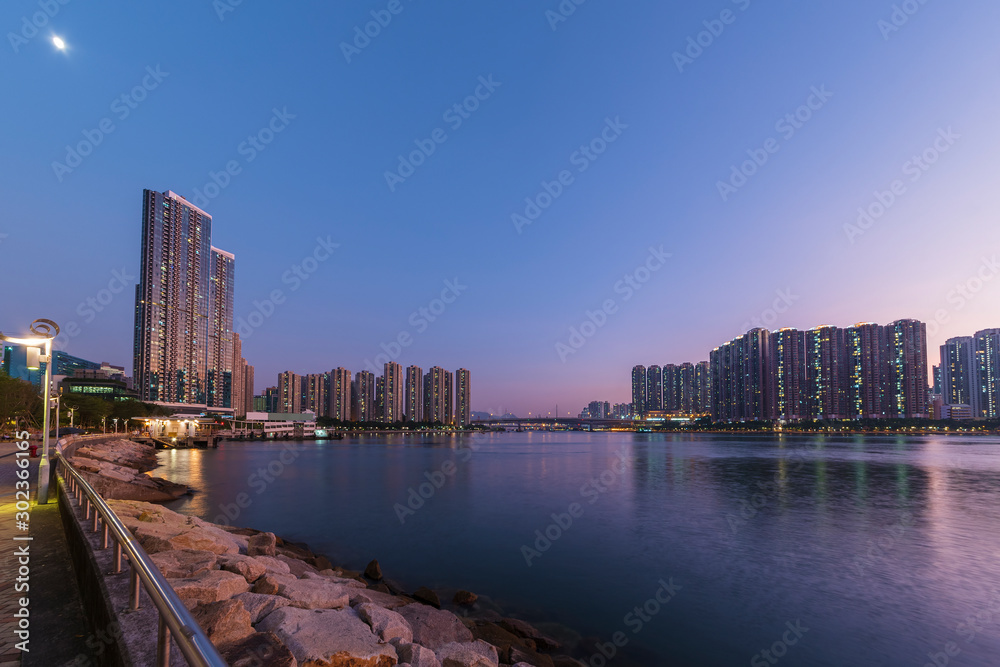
xmin=52 ymin=36 xmax=66 ymax=50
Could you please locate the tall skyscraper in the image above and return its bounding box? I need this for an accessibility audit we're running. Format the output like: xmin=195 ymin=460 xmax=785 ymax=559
xmin=382 ymin=362 xmax=404 ymax=423
xmin=376 ymin=375 xmax=386 ymax=422
xmin=232 ymin=333 xmax=246 ymax=416
xmin=940 ymin=336 xmax=978 ymax=413
xmin=304 ymin=373 xmax=328 ymax=417
xmin=328 ymin=367 xmax=352 ymax=421
xmin=134 ymin=189 xmax=235 ymax=409
xmin=885 ymin=319 xmax=929 ymax=419
xmin=646 ymin=365 xmax=662 ymax=412
xmin=278 ymin=371 xmax=302 ymax=413
xmin=423 ymin=366 xmax=452 ymax=423
xmin=769 ymin=328 xmax=806 ymax=421
xmin=455 ymin=368 xmax=471 ymax=427
xmin=631 ymin=365 xmax=647 ymax=417
xmin=845 ymin=323 xmax=884 ymax=419
xmin=353 ymin=371 xmax=376 ymax=422
xmin=405 ymin=365 xmax=423 ymax=422
xmin=805 ymin=325 xmax=846 ymax=420
xmin=264 ymin=386 xmax=279 ymax=412
xmin=663 ymin=364 xmax=680 ymax=411
xmin=974 ymin=329 xmax=1000 ymax=419
xmin=679 ymin=362 xmax=695 ymax=413
xmin=694 ymin=360 xmax=710 ymax=414
xmin=710 ymin=329 xmax=770 ymax=422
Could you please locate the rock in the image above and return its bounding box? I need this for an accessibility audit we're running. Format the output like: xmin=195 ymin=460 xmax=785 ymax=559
xmin=191 ymin=598 xmax=255 ymax=646
xmin=310 ymin=555 xmax=335 ymax=571
xmin=217 ymin=554 xmax=268 ymax=583
xmin=257 ymin=606 xmax=397 ymax=666
xmin=356 ymin=602 xmax=413 ymax=643
xmin=221 ymin=631 xmax=297 ymax=667
xmin=365 ymin=559 xmax=383 ymax=581
xmin=252 ymin=573 xmax=298 ymax=595
xmin=435 ymin=640 xmax=499 ymax=667
xmin=498 ymin=619 xmax=562 ymax=651
xmin=169 ymin=570 xmax=250 ymax=609
xmin=277 ymin=554 xmax=320 ymax=578
xmin=453 ymin=590 xmax=478 ymax=606
xmin=304 ymin=571 xmax=368 ymax=589
xmin=508 ymin=645 xmax=554 ymax=667
xmin=150 ymin=549 xmax=218 ymax=579
xmin=278 ymin=578 xmax=352 ymax=609
xmin=233 ymin=592 xmax=291 ymax=624
xmin=397 ymin=604 xmax=473 ymax=650
xmin=471 ymin=622 xmax=535 ymax=663
xmin=396 ymin=642 xmax=441 ymax=667
xmin=350 ymin=588 xmax=415 ymax=610
xmin=247 ymin=531 xmax=277 ymax=557
xmin=372 ymin=582 xmax=392 ymax=594
xmin=413 ymin=587 xmax=441 ymax=608
xmin=252 ymin=555 xmax=292 ymax=575
xmin=127 ymin=519 xmax=241 ymax=555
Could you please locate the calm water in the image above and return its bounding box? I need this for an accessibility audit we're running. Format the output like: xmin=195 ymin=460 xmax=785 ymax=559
xmin=159 ymin=432 xmax=1000 ymax=666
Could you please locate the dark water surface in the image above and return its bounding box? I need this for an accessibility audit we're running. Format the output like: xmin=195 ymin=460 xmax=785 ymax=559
xmin=159 ymin=432 xmax=1000 ymax=666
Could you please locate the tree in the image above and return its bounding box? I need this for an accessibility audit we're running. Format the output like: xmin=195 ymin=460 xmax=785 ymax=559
xmin=0 ymin=374 xmax=42 ymax=433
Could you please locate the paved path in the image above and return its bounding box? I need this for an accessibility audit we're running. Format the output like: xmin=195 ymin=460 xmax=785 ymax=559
xmin=0 ymin=441 xmax=90 ymax=666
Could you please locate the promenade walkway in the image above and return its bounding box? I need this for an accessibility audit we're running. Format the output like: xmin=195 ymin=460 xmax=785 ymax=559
xmin=0 ymin=442 xmax=91 ymax=666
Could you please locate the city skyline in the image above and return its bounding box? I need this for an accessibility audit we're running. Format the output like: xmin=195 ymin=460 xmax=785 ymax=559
xmin=4 ymin=3 xmax=999 ymax=416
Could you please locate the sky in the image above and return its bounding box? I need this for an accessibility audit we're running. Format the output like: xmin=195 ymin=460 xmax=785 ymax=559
xmin=2 ymin=0 xmax=999 ymax=417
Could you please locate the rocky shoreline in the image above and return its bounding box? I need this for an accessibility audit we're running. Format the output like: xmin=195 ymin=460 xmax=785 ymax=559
xmin=85 ymin=438 xmax=589 ymax=666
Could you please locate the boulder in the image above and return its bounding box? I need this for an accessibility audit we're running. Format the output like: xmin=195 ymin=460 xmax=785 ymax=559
xmin=169 ymin=570 xmax=250 ymax=609
xmin=310 ymin=555 xmax=335 ymax=571
xmin=252 ymin=573 xmax=298 ymax=595
xmin=221 ymin=631 xmax=297 ymax=667
xmin=356 ymin=602 xmax=413 ymax=643
xmin=257 ymin=606 xmax=397 ymax=666
xmin=247 ymin=532 xmax=277 ymax=557
xmin=508 ymin=646 xmax=554 ymax=667
xmin=191 ymin=598 xmax=255 ymax=646
xmin=365 ymin=559 xmax=383 ymax=581
xmin=471 ymin=622 xmax=535 ymax=662
xmin=413 ymin=587 xmax=441 ymax=608
xmin=233 ymin=592 xmax=291 ymax=624
xmin=278 ymin=578 xmax=352 ymax=609
xmin=395 ymin=642 xmax=441 ymax=667
xmin=217 ymin=554 xmax=268 ymax=583
xmin=453 ymin=591 xmax=478 ymax=606
xmin=350 ymin=588 xmax=415 ymax=610
xmin=397 ymin=604 xmax=473 ymax=650
xmin=435 ymin=641 xmax=499 ymax=667
xmin=277 ymin=554 xmax=319 ymax=578
xmin=252 ymin=555 xmax=292 ymax=575
xmin=128 ymin=520 xmax=241 ymax=555
xmin=150 ymin=549 xmax=218 ymax=579
xmin=305 ymin=571 xmax=368 ymax=589
xmin=498 ymin=619 xmax=562 ymax=651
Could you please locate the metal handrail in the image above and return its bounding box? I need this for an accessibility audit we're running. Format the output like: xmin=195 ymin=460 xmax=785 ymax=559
xmin=53 ymin=447 xmax=227 ymax=667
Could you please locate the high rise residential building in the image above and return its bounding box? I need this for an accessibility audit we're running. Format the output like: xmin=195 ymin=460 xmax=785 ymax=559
xmin=352 ymin=371 xmax=376 ymax=422
xmin=769 ymin=328 xmax=806 ymax=421
xmin=694 ymin=361 xmax=710 ymax=414
xmin=646 ymin=365 xmax=663 ymax=412
xmin=382 ymin=362 xmax=404 ymax=423
xmin=376 ymin=375 xmax=386 ymax=422
xmin=304 ymin=373 xmax=328 ymax=417
xmin=455 ymin=368 xmax=471 ymax=426
xmin=252 ymin=395 xmax=267 ymax=411
xmin=845 ymin=323 xmax=884 ymax=419
xmin=679 ymin=362 xmax=695 ymax=413
xmin=885 ymin=319 xmax=928 ymax=419
xmin=264 ymin=386 xmax=279 ymax=413
xmin=805 ymin=326 xmax=847 ymax=420
xmin=932 ymin=365 xmax=943 ymax=395
xmin=424 ymin=367 xmax=452 ymax=424
xmin=663 ymin=364 xmax=680 ymax=412
xmin=328 ymin=368 xmax=352 ymax=421
xmin=233 ymin=333 xmax=246 ymax=416
xmin=278 ymin=371 xmax=302 ymax=413
xmin=974 ymin=329 xmax=1000 ymax=419
xmin=631 ymin=366 xmax=647 ymax=417
xmin=405 ymin=366 xmax=423 ymax=422
xmin=940 ymin=336 xmax=978 ymax=413
xmin=710 ymin=329 xmax=770 ymax=422
xmin=134 ymin=189 xmax=235 ymax=410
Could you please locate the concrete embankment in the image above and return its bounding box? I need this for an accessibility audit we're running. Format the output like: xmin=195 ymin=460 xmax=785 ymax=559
xmin=63 ymin=437 xmax=590 ymax=667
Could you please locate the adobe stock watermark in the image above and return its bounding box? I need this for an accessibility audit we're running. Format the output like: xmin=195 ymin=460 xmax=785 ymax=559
xmin=393 ymin=435 xmax=485 ymax=524
xmin=878 ymin=0 xmax=932 ymax=40
xmin=51 ymin=66 xmax=169 ymax=182
xmin=53 ymin=267 xmax=137 ymax=353
xmin=848 ymin=512 xmax=914 ymax=579
xmin=923 ymin=589 xmax=1000 ymax=667
xmin=363 ymin=278 xmax=468 ymax=373
xmin=191 ymin=107 xmax=296 ymax=208
xmin=544 ymin=0 xmax=590 ymax=31
xmin=750 ymin=620 xmax=809 ymax=666
xmin=234 ymin=236 xmax=339 ymax=340
xmin=924 ymin=253 xmax=999 ymax=338
xmin=717 ymin=85 xmax=833 ymax=202
xmin=214 ymin=442 xmax=303 ymax=526
xmin=726 ymin=445 xmax=811 ymax=533
xmin=212 ymin=0 xmax=245 ymax=21
xmin=340 ymin=0 xmax=415 ymax=64
xmin=384 ymin=75 xmax=502 ymax=192
xmin=556 ymin=246 xmax=670 ymax=362
xmin=7 ymin=0 xmax=71 ymax=54
xmin=843 ymin=127 xmax=959 ymax=244
xmin=673 ymin=0 xmax=753 ymax=73
xmin=512 ymin=116 xmax=628 ymax=234
xmin=585 ymin=578 xmax=682 ymax=667
xmin=738 ymin=288 xmax=799 ymax=335
xmin=521 ymin=448 xmax=630 ymax=566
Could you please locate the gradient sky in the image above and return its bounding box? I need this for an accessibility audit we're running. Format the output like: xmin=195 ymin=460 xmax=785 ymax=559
xmin=3 ymin=0 xmax=998 ymax=416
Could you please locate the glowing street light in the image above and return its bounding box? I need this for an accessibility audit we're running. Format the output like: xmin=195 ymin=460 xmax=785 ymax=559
xmin=52 ymin=35 xmax=66 ymax=50
xmin=0 ymin=319 xmax=60 ymax=504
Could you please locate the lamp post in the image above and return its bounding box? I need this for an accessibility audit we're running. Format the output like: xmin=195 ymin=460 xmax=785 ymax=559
xmin=102 ymin=416 xmax=106 ymax=434
xmin=112 ymin=418 xmax=119 ymax=434
xmin=68 ymin=406 xmax=76 ymax=429
xmin=0 ymin=319 xmax=60 ymax=504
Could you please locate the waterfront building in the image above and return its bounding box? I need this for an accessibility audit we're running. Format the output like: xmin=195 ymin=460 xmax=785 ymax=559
xmin=133 ymin=189 xmax=235 ymax=410
xmin=376 ymin=376 xmax=385 ymax=422
xmin=278 ymin=371 xmax=302 ymax=413
xmin=328 ymin=368 xmax=352 ymax=421
xmin=646 ymin=365 xmax=663 ymax=412
xmin=2 ymin=347 xmax=101 ymax=387
xmin=252 ymin=395 xmax=267 ymax=412
xmin=932 ymin=364 xmax=943 ymax=395
xmin=975 ymin=328 xmax=1000 ymax=418
xmin=304 ymin=373 xmax=328 ymax=418
xmin=423 ymin=366 xmax=452 ymax=424
xmin=768 ymin=328 xmax=806 ymax=421
xmin=455 ymin=368 xmax=471 ymax=426
xmin=805 ymin=325 xmax=847 ymax=420
xmin=940 ymin=337 xmax=979 ymax=416
xmin=679 ymin=362 xmax=695 ymax=414
xmin=663 ymin=364 xmax=680 ymax=412
xmin=845 ymin=323 xmax=885 ymax=419
xmin=382 ymin=362 xmax=404 ymax=423
xmin=885 ymin=319 xmax=929 ymax=419
xmin=352 ymin=371 xmax=376 ymax=422
xmin=405 ymin=365 xmax=423 ymax=422
xmin=631 ymin=366 xmax=647 ymax=417
xmin=710 ymin=329 xmax=770 ymax=422
xmin=264 ymin=386 xmax=280 ymax=413
xmin=694 ymin=361 xmax=710 ymax=414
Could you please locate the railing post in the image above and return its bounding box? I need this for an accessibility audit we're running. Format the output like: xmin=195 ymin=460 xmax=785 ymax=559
xmin=102 ymin=521 xmax=110 ymax=549
xmin=85 ymin=498 xmax=91 ymax=520
xmin=156 ymin=615 xmax=171 ymax=666
xmin=113 ymin=541 xmax=122 ymax=574
xmin=130 ymin=563 xmax=140 ymax=610
xmin=92 ymin=511 xmax=99 ymax=533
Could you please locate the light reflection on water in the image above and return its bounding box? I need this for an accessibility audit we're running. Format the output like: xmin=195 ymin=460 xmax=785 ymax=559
xmin=157 ymin=432 xmax=1000 ymax=666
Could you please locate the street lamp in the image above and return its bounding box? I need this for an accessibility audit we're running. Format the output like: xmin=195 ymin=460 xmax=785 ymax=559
xmin=102 ymin=416 xmax=106 ymax=434
xmin=0 ymin=319 xmax=60 ymax=504
xmin=67 ymin=406 xmax=76 ymax=429
xmin=112 ymin=418 xmax=119 ymax=434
